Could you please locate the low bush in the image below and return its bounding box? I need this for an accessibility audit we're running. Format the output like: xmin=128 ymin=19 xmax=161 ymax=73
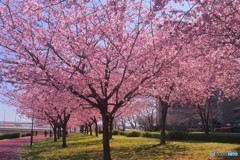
xmin=167 ymin=131 xmax=240 ymax=144
xmin=119 ymin=131 xmax=125 ymax=135
xmin=142 ymin=132 xmax=160 ymax=138
xmin=0 ymin=133 xmax=20 ymax=140
xmin=112 ymin=130 xmax=119 ymax=135
xmin=116 ymin=130 xmax=240 ymax=144
xmin=142 ymin=132 xmax=152 ymax=138
xmin=168 ymin=131 xmax=188 ymax=140
xmin=22 ymin=133 xmax=32 ymax=137
xmin=126 ymin=131 xmax=141 ymax=137
xmin=188 ymin=133 xmax=240 ymax=144
xmin=25 ymin=133 xmax=32 ymax=136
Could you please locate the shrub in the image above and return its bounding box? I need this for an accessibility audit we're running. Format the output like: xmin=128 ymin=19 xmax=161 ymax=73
xmin=168 ymin=131 xmax=188 ymax=140
xmin=112 ymin=130 xmax=119 ymax=135
xmin=21 ymin=133 xmax=32 ymax=137
xmin=167 ymin=131 xmax=240 ymax=144
xmin=188 ymin=133 xmax=240 ymax=144
xmin=25 ymin=133 xmax=32 ymax=136
xmin=141 ymin=132 xmax=160 ymax=138
xmin=153 ymin=132 xmax=161 ymax=138
xmin=126 ymin=131 xmax=141 ymax=137
xmin=0 ymin=133 xmax=20 ymax=140
xmin=119 ymin=131 xmax=125 ymax=135
xmin=142 ymin=132 xmax=153 ymax=138
xmin=186 ymin=133 xmax=210 ymax=141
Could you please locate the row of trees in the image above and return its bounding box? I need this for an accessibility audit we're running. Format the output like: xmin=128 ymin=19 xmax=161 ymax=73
xmin=0 ymin=0 xmax=239 ymax=159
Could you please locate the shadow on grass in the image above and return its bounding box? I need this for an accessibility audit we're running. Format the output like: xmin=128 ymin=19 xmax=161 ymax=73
xmin=112 ymin=143 xmax=188 ymax=159
xmin=135 ymin=143 xmax=187 ymax=152
xmin=61 ymin=150 xmax=103 ymax=160
xmin=68 ymin=139 xmax=102 ymax=148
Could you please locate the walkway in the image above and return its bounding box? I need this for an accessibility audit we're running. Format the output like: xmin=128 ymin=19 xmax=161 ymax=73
xmin=0 ymin=135 xmax=46 ymax=160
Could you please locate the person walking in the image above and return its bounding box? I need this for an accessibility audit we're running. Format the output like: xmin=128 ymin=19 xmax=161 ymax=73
xmin=44 ymin=131 xmax=48 ymax=137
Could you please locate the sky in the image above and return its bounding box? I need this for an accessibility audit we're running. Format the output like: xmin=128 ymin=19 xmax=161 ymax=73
xmin=0 ymin=102 xmax=31 ymax=122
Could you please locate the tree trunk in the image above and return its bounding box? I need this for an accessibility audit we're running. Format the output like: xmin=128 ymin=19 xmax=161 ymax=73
xmin=57 ymin=127 xmax=61 ymax=139
xmin=53 ymin=125 xmax=57 ymax=142
xmin=62 ymin=124 xmax=67 ymax=148
xmin=94 ymin=118 xmax=98 ymax=137
xmin=102 ymin=114 xmax=111 ymax=160
xmin=85 ymin=125 xmax=89 ymax=135
xmin=89 ymin=124 xmax=93 ymax=136
xmin=197 ymin=105 xmax=210 ymax=135
xmin=203 ymin=125 xmax=209 ymax=134
xmin=109 ymin=117 xmax=114 ymax=139
xmin=160 ymin=106 xmax=168 ymax=145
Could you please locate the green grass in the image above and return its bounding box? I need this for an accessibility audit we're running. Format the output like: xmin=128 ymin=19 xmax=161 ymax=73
xmin=21 ymin=133 xmax=240 ymax=160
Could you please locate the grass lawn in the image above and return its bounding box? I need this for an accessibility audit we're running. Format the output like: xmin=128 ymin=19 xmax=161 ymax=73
xmin=21 ymin=133 xmax=240 ymax=160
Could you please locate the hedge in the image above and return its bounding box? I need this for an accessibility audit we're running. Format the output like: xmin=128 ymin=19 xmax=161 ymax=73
xmin=113 ymin=130 xmax=240 ymax=144
xmin=168 ymin=131 xmax=240 ymax=144
xmin=112 ymin=130 xmax=119 ymax=135
xmin=0 ymin=133 xmax=20 ymax=140
xmin=21 ymin=133 xmax=32 ymax=137
xmin=125 ymin=131 xmax=141 ymax=137
xmin=142 ymin=132 xmax=160 ymax=139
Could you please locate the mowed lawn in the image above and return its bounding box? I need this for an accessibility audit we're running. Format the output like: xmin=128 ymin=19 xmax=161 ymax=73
xmin=21 ymin=133 xmax=240 ymax=160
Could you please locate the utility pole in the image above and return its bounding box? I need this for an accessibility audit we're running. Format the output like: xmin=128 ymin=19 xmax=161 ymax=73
xmin=30 ymin=110 xmax=34 ymax=146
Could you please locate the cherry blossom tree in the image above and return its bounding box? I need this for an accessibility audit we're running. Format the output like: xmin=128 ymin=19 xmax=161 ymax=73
xmin=3 ymin=84 xmax=81 ymax=147
xmin=0 ymin=1 xmax=160 ymax=159
xmin=1 ymin=0 xmax=239 ymax=159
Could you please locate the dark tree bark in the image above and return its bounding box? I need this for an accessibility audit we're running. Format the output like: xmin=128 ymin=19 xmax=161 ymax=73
xmin=53 ymin=124 xmax=57 ymax=142
xmin=196 ymin=103 xmax=210 ymax=135
xmin=81 ymin=125 xmax=84 ymax=133
xmin=44 ymin=112 xmax=60 ymax=142
xmin=30 ymin=114 xmax=34 ymax=146
xmin=158 ymin=95 xmax=171 ymax=145
xmin=85 ymin=124 xmax=89 ymax=135
xmin=49 ymin=121 xmax=58 ymax=142
xmin=160 ymin=105 xmax=169 ymax=145
xmin=102 ymin=114 xmax=111 ymax=160
xmin=109 ymin=116 xmax=114 ymax=139
xmin=62 ymin=124 xmax=67 ymax=148
xmin=88 ymin=122 xmax=93 ymax=136
xmin=92 ymin=116 xmax=98 ymax=137
xmin=58 ymin=109 xmax=71 ymax=148
xmin=57 ymin=127 xmax=61 ymax=139
xmin=89 ymin=125 xmax=92 ymax=136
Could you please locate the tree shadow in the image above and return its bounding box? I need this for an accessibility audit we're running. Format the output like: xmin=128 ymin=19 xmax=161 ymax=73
xmin=111 ymin=143 xmax=188 ymax=159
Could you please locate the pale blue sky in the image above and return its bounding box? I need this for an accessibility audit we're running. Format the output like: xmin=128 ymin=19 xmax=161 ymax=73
xmin=0 ymin=102 xmax=30 ymax=122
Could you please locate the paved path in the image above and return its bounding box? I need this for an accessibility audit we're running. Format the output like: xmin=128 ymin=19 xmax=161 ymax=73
xmin=0 ymin=135 xmax=46 ymax=160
